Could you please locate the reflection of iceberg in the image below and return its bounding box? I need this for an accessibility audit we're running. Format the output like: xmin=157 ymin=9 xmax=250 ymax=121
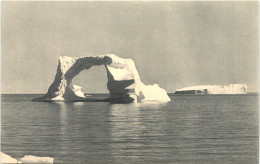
xmin=32 ymin=54 xmax=170 ymax=103
xmin=175 ymin=84 xmax=247 ymax=94
xmin=108 ymin=101 xmax=170 ymax=162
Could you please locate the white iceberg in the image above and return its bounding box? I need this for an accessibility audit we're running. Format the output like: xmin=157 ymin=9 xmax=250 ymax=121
xmin=175 ymin=84 xmax=247 ymax=94
xmin=33 ymin=54 xmax=170 ymax=103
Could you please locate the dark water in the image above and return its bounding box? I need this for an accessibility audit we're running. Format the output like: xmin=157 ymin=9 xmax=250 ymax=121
xmin=1 ymin=94 xmax=258 ymax=164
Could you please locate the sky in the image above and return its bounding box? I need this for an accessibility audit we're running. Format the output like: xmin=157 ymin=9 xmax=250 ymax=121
xmin=2 ymin=1 xmax=259 ymax=94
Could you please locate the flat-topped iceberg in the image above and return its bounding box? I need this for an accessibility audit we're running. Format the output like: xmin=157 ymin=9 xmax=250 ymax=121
xmin=175 ymin=84 xmax=247 ymax=94
xmin=32 ymin=54 xmax=171 ymax=103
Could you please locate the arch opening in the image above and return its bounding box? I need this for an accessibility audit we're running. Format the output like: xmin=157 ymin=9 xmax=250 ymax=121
xmin=72 ymin=65 xmax=109 ymax=94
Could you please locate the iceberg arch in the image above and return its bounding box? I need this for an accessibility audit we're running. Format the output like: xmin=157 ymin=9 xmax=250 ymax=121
xmin=32 ymin=54 xmax=171 ymax=103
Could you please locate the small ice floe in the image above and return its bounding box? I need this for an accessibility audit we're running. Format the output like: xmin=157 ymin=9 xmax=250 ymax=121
xmin=1 ymin=152 xmax=18 ymax=164
xmin=1 ymin=152 xmax=54 ymax=164
xmin=20 ymin=155 xmax=54 ymax=164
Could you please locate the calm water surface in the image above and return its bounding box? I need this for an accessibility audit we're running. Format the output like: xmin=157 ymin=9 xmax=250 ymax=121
xmin=1 ymin=94 xmax=258 ymax=164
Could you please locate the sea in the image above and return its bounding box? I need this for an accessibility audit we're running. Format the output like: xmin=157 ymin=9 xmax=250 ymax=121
xmin=1 ymin=93 xmax=258 ymax=164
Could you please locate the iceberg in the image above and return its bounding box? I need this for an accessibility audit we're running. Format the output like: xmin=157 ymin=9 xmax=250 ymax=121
xmin=32 ymin=54 xmax=171 ymax=103
xmin=175 ymin=84 xmax=247 ymax=94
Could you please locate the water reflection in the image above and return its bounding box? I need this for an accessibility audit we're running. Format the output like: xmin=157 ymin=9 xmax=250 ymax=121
xmin=52 ymin=102 xmax=69 ymax=163
xmin=134 ymin=101 xmax=170 ymax=109
xmin=71 ymin=102 xmax=85 ymax=109
xmin=50 ymin=101 xmax=113 ymax=163
xmin=47 ymin=101 xmax=170 ymax=163
xmin=108 ymin=101 xmax=170 ymax=162
xmin=108 ymin=103 xmax=142 ymax=162
xmin=52 ymin=101 xmax=85 ymax=109
xmin=51 ymin=102 xmax=69 ymax=127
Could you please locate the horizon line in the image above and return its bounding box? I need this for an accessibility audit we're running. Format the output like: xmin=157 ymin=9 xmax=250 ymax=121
xmin=1 ymin=92 xmax=259 ymax=95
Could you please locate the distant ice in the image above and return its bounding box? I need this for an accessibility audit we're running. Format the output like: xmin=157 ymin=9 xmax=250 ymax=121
xmin=175 ymin=84 xmax=247 ymax=94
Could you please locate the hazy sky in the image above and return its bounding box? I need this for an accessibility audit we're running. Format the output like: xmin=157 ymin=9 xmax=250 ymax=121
xmin=2 ymin=1 xmax=259 ymax=94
